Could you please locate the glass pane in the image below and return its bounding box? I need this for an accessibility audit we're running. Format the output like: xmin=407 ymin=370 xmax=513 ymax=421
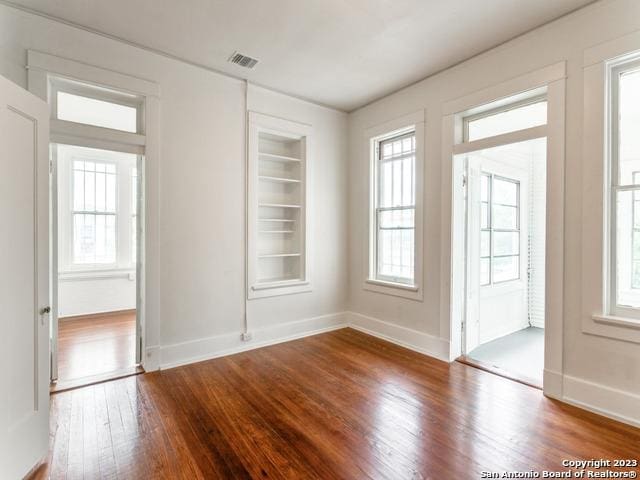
xmin=57 ymin=91 xmax=137 ymax=133
xmin=480 ymin=175 xmax=490 ymax=202
xmin=617 ymin=190 xmax=640 ymax=307
xmin=493 ymin=178 xmax=518 ymax=206
xmin=73 ymin=170 xmax=84 ymax=210
xmin=378 ymin=208 xmax=414 ymax=229
xmin=493 ymin=205 xmax=518 ymax=230
xmin=480 ymin=231 xmax=490 ymax=257
xmin=467 ymin=100 xmax=547 ymax=142
xmin=481 ymin=203 xmax=489 ymax=229
xmin=493 ymin=231 xmax=519 ymax=256
xmin=480 ymin=258 xmax=490 ymax=286
xmin=618 ymin=69 xmax=640 ymax=185
xmin=493 ymin=255 xmax=519 ymax=283
xmin=392 ymin=159 xmax=402 ymax=206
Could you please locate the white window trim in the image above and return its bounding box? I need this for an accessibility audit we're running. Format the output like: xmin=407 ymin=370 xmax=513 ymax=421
xmin=582 ymin=33 xmax=640 ymax=343
xmin=363 ymin=110 xmax=425 ymax=301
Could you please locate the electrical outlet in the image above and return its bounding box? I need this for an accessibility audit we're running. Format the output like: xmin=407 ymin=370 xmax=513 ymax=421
xmin=241 ymin=332 xmax=252 ymax=342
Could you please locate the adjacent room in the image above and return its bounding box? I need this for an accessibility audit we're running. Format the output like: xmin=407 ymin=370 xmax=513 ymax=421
xmin=1 ymin=0 xmax=639 ymax=478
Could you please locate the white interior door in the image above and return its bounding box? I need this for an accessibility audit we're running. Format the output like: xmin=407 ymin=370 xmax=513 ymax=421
xmin=464 ymin=156 xmax=482 ymax=354
xmin=0 ymin=74 xmax=50 ymax=479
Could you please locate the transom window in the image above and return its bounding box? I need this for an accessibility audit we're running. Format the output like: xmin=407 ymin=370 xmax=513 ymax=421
xmin=373 ymin=131 xmax=416 ymax=285
xmin=72 ymin=160 xmax=117 ymax=264
xmin=480 ymin=173 xmax=520 ymax=285
xmin=609 ymin=57 xmax=640 ymax=312
xmin=465 ymin=98 xmax=547 ymax=142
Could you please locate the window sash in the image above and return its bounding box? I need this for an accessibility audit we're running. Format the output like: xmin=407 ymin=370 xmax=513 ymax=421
xmin=481 ymin=173 xmax=521 ymax=286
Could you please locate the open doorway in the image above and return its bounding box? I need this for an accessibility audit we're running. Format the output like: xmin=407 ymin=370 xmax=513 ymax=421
xmin=52 ymin=144 xmax=140 ymax=389
xmin=42 ymin=74 xmax=145 ymax=391
xmin=460 ymin=138 xmax=547 ymax=386
xmin=450 ymin=94 xmax=549 ymax=387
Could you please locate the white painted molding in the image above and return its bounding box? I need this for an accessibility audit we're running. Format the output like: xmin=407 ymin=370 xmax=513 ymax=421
xmin=442 ymin=61 xmax=566 ymax=115
xmin=346 ymin=311 xmax=450 ymax=362
xmin=27 ymin=50 xmax=159 ymax=97
xmin=562 ymin=374 xmax=640 ymax=428
xmin=543 ymin=369 xmax=563 ymax=400
xmin=159 ymin=312 xmax=347 ymax=370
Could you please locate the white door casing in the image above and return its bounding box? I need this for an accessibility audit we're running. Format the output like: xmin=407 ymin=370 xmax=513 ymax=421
xmin=0 ymin=74 xmax=50 ymax=479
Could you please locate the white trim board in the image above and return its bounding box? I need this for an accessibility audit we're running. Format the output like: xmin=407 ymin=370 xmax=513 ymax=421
xmin=562 ymin=374 xmax=640 ymax=428
xmin=346 ymin=311 xmax=450 ymax=362
xmin=157 ymin=312 xmax=348 ymax=370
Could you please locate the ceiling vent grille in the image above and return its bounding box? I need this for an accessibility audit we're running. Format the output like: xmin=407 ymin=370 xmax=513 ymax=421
xmin=228 ymin=51 xmax=259 ymax=69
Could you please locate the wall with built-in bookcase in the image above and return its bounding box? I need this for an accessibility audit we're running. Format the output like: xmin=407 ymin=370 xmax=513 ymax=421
xmin=248 ymin=112 xmax=312 ymax=298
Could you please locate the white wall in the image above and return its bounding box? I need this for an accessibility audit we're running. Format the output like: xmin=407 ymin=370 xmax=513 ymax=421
xmin=58 ymin=275 xmax=135 ymax=317
xmin=0 ymin=3 xmax=348 ymax=368
xmin=348 ymin=0 xmax=640 ymax=423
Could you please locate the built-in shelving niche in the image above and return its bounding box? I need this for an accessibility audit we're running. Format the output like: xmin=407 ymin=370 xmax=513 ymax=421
xmin=247 ymin=112 xmax=312 ymax=298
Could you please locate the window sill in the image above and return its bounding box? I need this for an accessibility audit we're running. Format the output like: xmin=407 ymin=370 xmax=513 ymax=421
xmin=59 ymin=268 xmax=135 ymax=282
xmin=592 ymin=313 xmax=640 ymax=330
xmin=363 ymin=278 xmax=422 ymax=301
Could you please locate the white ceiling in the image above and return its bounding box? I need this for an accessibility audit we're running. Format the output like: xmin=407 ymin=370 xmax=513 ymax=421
xmin=9 ymin=0 xmax=594 ymax=111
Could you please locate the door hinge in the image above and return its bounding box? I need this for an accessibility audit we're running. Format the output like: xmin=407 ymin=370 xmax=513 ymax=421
xmin=462 ymin=173 xmax=467 ymax=187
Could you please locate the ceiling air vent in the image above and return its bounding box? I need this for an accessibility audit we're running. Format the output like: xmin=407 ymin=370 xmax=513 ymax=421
xmin=228 ymin=51 xmax=259 ymax=69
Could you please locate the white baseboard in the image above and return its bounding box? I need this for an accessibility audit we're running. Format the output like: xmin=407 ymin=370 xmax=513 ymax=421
xmin=346 ymin=311 xmax=450 ymax=362
xmin=158 ymin=312 xmax=348 ymax=370
xmin=561 ymin=374 xmax=640 ymax=428
xmin=543 ymin=368 xmax=563 ymax=399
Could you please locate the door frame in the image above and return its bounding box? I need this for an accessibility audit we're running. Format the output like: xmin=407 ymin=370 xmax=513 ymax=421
xmin=442 ymin=62 xmax=566 ymax=399
xmin=26 ymin=51 xmax=160 ymax=378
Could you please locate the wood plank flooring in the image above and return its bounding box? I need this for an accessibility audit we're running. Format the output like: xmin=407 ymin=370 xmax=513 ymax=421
xmin=56 ymin=311 xmax=136 ymax=387
xmin=32 ymin=328 xmax=640 ymax=479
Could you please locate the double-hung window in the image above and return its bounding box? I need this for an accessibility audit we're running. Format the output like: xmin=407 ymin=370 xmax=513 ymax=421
xmin=72 ymin=159 xmax=117 ymax=264
xmin=609 ymin=57 xmax=640 ymax=313
xmin=373 ymin=131 xmax=416 ymax=285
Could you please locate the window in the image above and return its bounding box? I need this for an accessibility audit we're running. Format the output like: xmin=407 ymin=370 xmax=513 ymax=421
xmin=480 ymin=174 xmax=520 ymax=285
xmin=609 ymin=58 xmax=640 ymax=311
xmin=72 ymin=160 xmax=117 ymax=264
xmin=373 ymin=131 xmax=416 ymax=285
xmin=57 ymin=91 xmax=138 ymax=133
xmin=465 ymin=99 xmax=547 ymax=142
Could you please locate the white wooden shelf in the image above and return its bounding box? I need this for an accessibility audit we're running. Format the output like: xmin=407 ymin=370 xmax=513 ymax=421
xmin=258 ymin=203 xmax=301 ymax=209
xmin=259 ymin=152 xmax=301 ymax=163
xmin=252 ymin=278 xmax=308 ymax=290
xmin=248 ymin=111 xmax=311 ymax=299
xmin=258 ymin=175 xmax=301 ymax=184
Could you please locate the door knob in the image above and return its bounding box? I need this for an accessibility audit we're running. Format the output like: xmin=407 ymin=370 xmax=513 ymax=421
xmin=40 ymin=306 xmax=51 ymax=315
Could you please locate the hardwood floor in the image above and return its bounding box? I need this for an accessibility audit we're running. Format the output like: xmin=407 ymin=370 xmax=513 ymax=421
xmin=56 ymin=311 xmax=137 ymax=389
xmin=33 ymin=328 xmax=640 ymax=479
